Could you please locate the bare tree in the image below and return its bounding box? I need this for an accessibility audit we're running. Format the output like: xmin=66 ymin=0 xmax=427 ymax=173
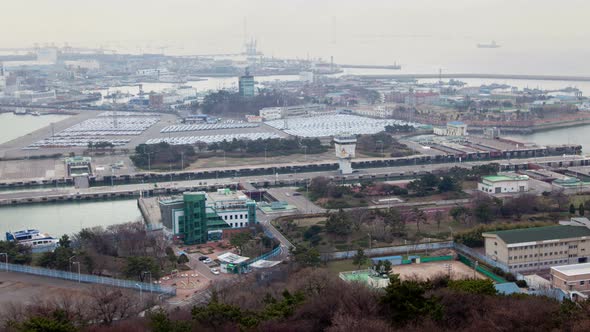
xmin=88 ymin=286 xmax=142 ymax=325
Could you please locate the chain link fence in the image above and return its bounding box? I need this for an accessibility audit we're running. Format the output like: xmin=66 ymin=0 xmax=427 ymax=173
xmin=1 ymin=262 xmax=176 ymax=296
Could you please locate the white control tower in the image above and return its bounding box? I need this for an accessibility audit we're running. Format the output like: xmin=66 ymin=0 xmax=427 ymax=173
xmin=334 ymin=134 xmax=357 ymax=174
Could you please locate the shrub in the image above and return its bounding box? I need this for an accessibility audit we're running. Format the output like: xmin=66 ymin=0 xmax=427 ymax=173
xmin=505 ymin=273 xmax=517 ymax=282
xmin=515 ymin=280 xmax=528 ymax=288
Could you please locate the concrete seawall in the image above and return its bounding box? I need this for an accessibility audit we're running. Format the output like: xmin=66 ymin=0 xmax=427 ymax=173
xmin=358 ymin=73 xmax=590 ymax=82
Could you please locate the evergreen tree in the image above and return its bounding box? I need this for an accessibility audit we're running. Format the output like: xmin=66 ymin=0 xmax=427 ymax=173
xmin=570 ymin=203 xmax=576 ymax=215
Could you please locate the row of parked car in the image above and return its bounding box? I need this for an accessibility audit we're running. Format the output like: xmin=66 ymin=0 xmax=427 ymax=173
xmin=199 ymin=256 xmax=220 ymax=275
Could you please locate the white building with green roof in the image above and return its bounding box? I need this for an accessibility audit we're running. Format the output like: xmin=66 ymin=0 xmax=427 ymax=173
xmin=478 ymin=173 xmax=529 ymax=195
xmin=483 ymin=223 xmax=590 ymax=272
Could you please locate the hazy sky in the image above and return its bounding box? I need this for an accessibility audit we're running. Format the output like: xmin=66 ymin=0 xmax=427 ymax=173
xmin=3 ymin=0 xmax=589 ymax=48
xmin=2 ymin=0 xmax=590 ymax=73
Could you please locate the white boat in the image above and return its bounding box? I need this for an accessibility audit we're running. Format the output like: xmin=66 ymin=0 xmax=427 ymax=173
xmin=14 ymin=108 xmax=27 ymax=115
xmin=6 ymin=229 xmax=59 ymax=249
xmin=31 ymin=111 xmax=41 ymax=116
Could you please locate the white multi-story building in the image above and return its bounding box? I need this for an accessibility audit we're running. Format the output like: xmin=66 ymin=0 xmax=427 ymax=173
xmin=64 ymin=60 xmax=100 ymax=70
xmin=433 ymin=121 xmax=468 ymax=136
xmin=259 ymin=107 xmax=284 ymax=121
xmin=483 ymin=220 xmax=590 ymax=272
xmin=478 ymin=174 xmax=529 ymax=195
xmin=299 ymin=71 xmax=314 ymax=83
xmin=14 ymin=90 xmax=56 ymax=103
xmin=36 ymin=48 xmax=58 ymax=64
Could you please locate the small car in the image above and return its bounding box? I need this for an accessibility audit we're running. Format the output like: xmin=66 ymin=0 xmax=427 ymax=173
xmin=198 ymin=256 xmax=209 ymax=261
xmin=210 ymin=268 xmax=220 ymax=275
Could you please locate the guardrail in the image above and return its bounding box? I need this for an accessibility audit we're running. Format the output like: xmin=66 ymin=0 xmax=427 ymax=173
xmin=1 ymin=262 xmax=176 ymax=296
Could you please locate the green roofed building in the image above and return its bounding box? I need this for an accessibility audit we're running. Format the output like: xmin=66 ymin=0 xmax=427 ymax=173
xmin=483 ymin=221 xmax=590 ymax=272
xmin=478 ymin=173 xmax=529 ymax=195
xmin=159 ymin=189 xmax=257 ymax=245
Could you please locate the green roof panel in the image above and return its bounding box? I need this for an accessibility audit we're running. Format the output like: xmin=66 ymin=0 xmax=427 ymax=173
xmin=486 ymin=226 xmax=590 ymax=244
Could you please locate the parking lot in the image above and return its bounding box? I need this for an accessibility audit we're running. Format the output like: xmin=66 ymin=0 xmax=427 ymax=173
xmin=265 ymin=114 xmax=418 ymax=138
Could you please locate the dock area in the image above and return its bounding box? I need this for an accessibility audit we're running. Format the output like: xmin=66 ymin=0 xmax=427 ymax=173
xmin=138 ymin=196 xmax=163 ymax=230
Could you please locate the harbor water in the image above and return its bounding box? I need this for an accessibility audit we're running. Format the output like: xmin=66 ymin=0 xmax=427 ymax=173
xmin=0 ymin=199 xmax=141 ymax=238
xmin=0 ymin=113 xmax=71 ymax=145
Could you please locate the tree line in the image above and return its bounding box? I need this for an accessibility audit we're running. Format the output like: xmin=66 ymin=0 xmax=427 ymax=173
xmin=8 ymin=266 xmax=590 ymax=331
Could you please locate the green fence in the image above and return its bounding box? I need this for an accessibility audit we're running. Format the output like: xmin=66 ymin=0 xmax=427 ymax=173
xmin=458 ymin=254 xmax=507 ymax=283
xmin=421 ymin=255 xmax=453 ymax=263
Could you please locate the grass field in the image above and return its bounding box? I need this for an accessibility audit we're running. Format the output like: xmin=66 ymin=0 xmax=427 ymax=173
xmin=293 ymin=217 xmax=326 ymax=227
xmin=326 ymin=259 xmax=373 ymax=273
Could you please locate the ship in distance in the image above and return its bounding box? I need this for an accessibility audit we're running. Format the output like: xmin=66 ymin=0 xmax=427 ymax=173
xmin=477 ymin=40 xmax=501 ymax=48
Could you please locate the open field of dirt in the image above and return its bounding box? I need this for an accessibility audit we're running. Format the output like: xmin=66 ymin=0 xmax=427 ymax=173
xmin=391 ymin=260 xmax=486 ymax=281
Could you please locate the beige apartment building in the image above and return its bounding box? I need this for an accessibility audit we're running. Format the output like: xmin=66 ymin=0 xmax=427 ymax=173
xmin=483 ymin=223 xmax=590 ymax=272
xmin=550 ymin=263 xmax=590 ymax=299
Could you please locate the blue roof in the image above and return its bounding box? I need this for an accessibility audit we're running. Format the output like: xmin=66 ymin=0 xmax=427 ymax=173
xmin=448 ymin=121 xmax=465 ymax=125
xmin=495 ymin=282 xmax=522 ymax=295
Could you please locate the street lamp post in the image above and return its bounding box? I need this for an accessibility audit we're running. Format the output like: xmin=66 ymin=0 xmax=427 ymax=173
xmin=72 ymin=261 xmax=80 ymax=283
xmin=306 ymin=178 xmax=310 ymax=213
xmin=0 ymin=253 xmax=8 ymax=271
xmin=180 ymin=151 xmax=185 ymax=170
xmin=143 ymin=271 xmax=153 ymax=293
xmin=135 ymin=283 xmax=143 ymax=302
xmin=69 ymin=255 xmax=77 ymax=273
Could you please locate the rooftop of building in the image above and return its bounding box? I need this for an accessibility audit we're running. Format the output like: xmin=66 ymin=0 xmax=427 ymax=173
xmin=551 ymin=262 xmax=590 ymax=276
xmin=218 ymin=252 xmax=249 ymax=264
xmin=207 ymin=189 xmax=251 ymax=203
xmin=494 ymin=282 xmax=522 ymax=295
xmin=485 ymin=225 xmax=590 ymax=244
xmin=65 ymin=156 xmax=92 ymax=163
xmin=482 ymin=174 xmax=529 ymax=182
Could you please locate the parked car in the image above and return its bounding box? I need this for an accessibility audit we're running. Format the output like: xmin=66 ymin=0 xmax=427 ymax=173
xmin=210 ymin=268 xmax=220 ymax=275
xmin=198 ymin=256 xmax=209 ymax=261
xmin=203 ymin=258 xmax=213 ymax=264
xmin=292 ymin=192 xmax=302 ymax=196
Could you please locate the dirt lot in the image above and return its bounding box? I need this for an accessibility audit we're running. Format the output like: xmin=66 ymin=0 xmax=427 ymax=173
xmin=0 ymin=271 xmax=96 ymax=312
xmin=391 ymin=261 xmax=486 ymax=281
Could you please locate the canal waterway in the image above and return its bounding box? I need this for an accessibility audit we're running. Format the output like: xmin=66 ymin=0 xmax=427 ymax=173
xmin=0 ymin=199 xmax=141 ymax=238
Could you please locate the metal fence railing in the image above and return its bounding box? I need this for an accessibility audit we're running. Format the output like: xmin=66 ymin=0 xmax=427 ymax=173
xmin=1 ymin=262 xmax=176 ymax=296
xmin=247 ymin=245 xmax=282 ymax=265
xmin=453 ymin=242 xmax=509 ymax=272
xmin=321 ymin=241 xmax=455 ymax=261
